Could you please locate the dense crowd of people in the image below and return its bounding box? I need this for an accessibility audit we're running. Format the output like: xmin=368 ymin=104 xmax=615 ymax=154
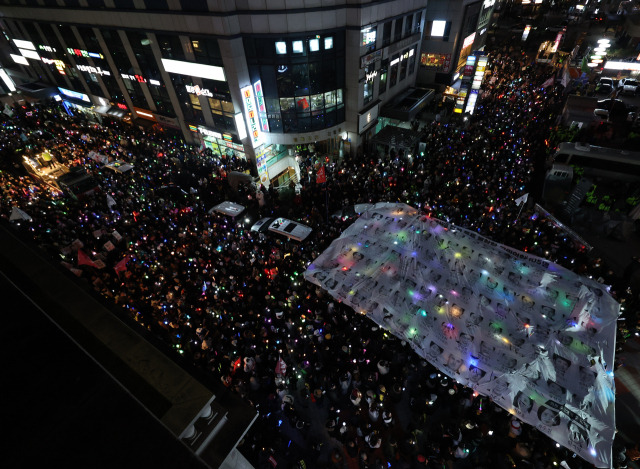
xmin=1 ymin=43 xmax=639 ymax=469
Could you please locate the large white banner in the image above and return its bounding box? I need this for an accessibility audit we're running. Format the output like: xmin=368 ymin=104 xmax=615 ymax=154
xmin=305 ymin=203 xmax=618 ymax=468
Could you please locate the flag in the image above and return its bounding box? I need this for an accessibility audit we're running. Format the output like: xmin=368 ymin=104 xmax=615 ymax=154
xmin=275 ymin=355 xmax=287 ymax=376
xmin=316 ymin=165 xmax=327 ymax=184
xmin=515 ymin=193 xmax=529 ymax=207
xmin=232 ymin=357 xmax=242 ymax=375
xmin=541 ymin=75 xmax=555 ymax=89
xmin=77 ymin=250 xmax=98 ymax=268
xmin=114 ymin=255 xmax=130 ymax=276
xmin=10 ymin=207 xmax=32 ymax=221
xmin=561 ymin=65 xmax=571 ymax=89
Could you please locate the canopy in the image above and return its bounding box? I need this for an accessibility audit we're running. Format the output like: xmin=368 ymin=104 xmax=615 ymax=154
xmin=304 ymin=203 xmax=618 ymax=468
xmin=10 ymin=206 xmax=32 ymax=221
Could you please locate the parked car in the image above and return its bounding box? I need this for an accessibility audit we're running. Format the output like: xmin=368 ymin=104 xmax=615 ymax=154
xmin=596 ymin=77 xmax=614 ymax=94
xmin=618 ymin=78 xmax=639 ymax=95
xmin=208 ymin=200 xmax=246 ymax=218
xmin=251 ymin=217 xmax=313 ymax=242
xmin=594 ymin=98 xmax=637 ymax=121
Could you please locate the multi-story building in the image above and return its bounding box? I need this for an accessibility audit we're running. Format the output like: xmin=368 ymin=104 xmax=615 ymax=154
xmin=0 ymin=0 xmax=432 ymax=187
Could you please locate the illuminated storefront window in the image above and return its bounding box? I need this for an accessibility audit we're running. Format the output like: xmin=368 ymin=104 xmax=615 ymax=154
xmin=420 ymin=53 xmax=452 ymax=72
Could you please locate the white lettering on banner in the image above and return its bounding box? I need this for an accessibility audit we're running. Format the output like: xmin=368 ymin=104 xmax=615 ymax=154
xmin=241 ymin=85 xmax=261 ymax=147
xmin=304 ymin=202 xmax=618 ymax=469
xmin=76 ymin=64 xmax=111 ymax=76
xmin=366 ymin=70 xmax=378 ymax=81
xmin=186 ymin=84 xmax=213 ymax=97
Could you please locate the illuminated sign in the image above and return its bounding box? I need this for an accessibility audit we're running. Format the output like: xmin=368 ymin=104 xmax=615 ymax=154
xmin=241 ymin=85 xmax=261 ymax=147
xmin=76 ymin=64 xmax=111 ymax=76
xmin=604 ymin=61 xmax=640 ymax=71
xmin=11 ymin=54 xmax=28 ymax=65
xmin=361 ymin=26 xmax=377 ymax=46
xmin=149 ymin=79 xmax=161 ymax=86
xmin=38 ymin=44 xmax=56 ymax=53
xmin=186 ymin=84 xmax=213 ymax=97
xmin=366 ymin=70 xmax=378 ymax=81
xmin=522 ymin=25 xmax=531 ymax=42
xmin=121 ymin=74 xmax=147 ymax=83
xmin=0 ymin=69 xmax=16 ymax=92
xmin=116 ymin=103 xmax=128 ymax=110
xmin=58 ymin=87 xmax=90 ymax=102
xmin=161 ymin=58 xmax=226 ymax=82
xmin=198 ymin=126 xmax=222 ymax=139
xmin=13 ymin=39 xmax=35 ymax=50
xmin=462 ymin=33 xmax=476 ymax=49
xmin=19 ymin=49 xmax=40 ymax=60
xmin=390 ymin=58 xmax=400 ymax=66
xmin=235 ymin=113 xmax=247 ymax=140
xmin=253 ymin=80 xmax=269 ymax=132
xmin=66 ymin=47 xmax=104 ymax=59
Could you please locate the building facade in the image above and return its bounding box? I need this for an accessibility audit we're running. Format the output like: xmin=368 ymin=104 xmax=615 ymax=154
xmin=0 ymin=0 xmax=433 ymax=187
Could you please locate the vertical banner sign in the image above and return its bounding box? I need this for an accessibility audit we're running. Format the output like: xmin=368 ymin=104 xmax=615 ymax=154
xmin=241 ymin=85 xmax=261 ymax=148
xmin=253 ymin=80 xmax=270 ymax=132
xmin=466 ymin=56 xmax=488 ymax=115
xmin=255 ymin=146 xmax=270 ymax=187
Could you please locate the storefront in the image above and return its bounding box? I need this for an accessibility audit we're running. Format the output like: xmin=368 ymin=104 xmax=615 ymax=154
xmin=194 ymin=125 xmax=247 ymax=162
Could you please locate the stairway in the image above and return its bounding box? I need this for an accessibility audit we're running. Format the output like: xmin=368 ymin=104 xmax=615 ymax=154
xmin=561 ymin=178 xmax=593 ymax=220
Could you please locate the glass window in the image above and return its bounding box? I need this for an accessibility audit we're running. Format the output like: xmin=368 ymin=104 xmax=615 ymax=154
xmin=296 ymin=96 xmax=310 ymax=113
xmin=269 ymin=117 xmax=283 ymax=132
xmin=275 ymin=41 xmax=287 ymax=54
xmin=209 ymin=98 xmax=222 ymax=111
xmin=310 ymin=93 xmax=324 ymax=111
xmin=324 ymin=90 xmax=336 ymax=108
xmin=292 ymin=64 xmax=310 ymax=96
xmin=400 ymin=53 xmax=408 ymax=81
xmin=280 ymin=97 xmax=295 ymax=112
xmin=309 ymin=38 xmax=320 ymax=52
xmin=190 ymin=93 xmax=202 ymax=111
xmin=157 ymin=34 xmax=186 ymax=61
xmin=292 ymin=40 xmax=304 ymax=53
xmin=336 ymin=89 xmax=343 ymax=105
xmin=324 ymin=37 xmax=333 ymax=50
xmin=266 ymin=97 xmax=280 ymax=114
xmin=363 ymin=81 xmax=373 ymax=105
xmin=431 ymin=21 xmax=447 ymax=37
xmin=221 ymin=100 xmax=235 ymax=113
xmin=379 ymin=58 xmax=388 ymax=94
xmin=390 ymin=54 xmax=399 ymax=88
xmin=405 ymin=14 xmax=413 ymax=37
xmin=408 ymin=50 xmax=416 ymax=75
xmin=382 ymin=21 xmax=392 ymax=46
xmin=394 ymin=18 xmax=403 ymax=42
xmin=414 ymin=12 xmax=422 ymax=33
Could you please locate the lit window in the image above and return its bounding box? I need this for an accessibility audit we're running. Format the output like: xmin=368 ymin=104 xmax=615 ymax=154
xmin=309 ymin=38 xmax=320 ymax=52
xmin=431 ymin=20 xmax=447 ymax=37
xmin=324 ymin=37 xmax=333 ymax=50
xmin=275 ymin=41 xmax=287 ymax=54
xmin=292 ymin=40 xmax=303 ymax=53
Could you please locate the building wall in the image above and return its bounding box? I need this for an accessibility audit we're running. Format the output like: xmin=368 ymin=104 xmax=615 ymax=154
xmin=0 ymin=0 xmax=430 ymax=166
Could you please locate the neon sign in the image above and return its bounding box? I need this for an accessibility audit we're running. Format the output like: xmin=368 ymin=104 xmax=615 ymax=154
xmin=253 ymin=80 xmax=269 ymax=132
xmin=241 ymin=85 xmax=261 ymax=147
xmin=76 ymin=64 xmax=111 ymax=76
xmin=66 ymin=48 xmax=104 ymax=59
xmin=186 ymin=84 xmax=213 ymax=97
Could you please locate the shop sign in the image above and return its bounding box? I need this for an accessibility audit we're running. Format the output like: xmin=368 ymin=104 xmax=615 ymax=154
xmin=76 ymin=64 xmax=111 ymax=76
xmin=253 ymin=80 xmax=270 ymax=132
xmin=58 ymin=87 xmax=90 ymax=102
xmin=198 ymin=125 xmax=222 ymax=140
xmin=366 ymin=70 xmax=378 ymax=82
xmin=358 ymin=103 xmax=379 ymax=134
xmin=38 ymin=44 xmax=56 ymax=53
xmin=121 ymin=74 xmax=147 ymax=83
xmin=360 ymin=50 xmax=382 ymax=69
xmin=186 ymin=84 xmax=213 ymax=97
xmin=66 ymin=48 xmax=104 ymax=59
xmin=241 ymin=85 xmax=261 ymax=148
xmin=462 ymin=33 xmax=476 ymax=49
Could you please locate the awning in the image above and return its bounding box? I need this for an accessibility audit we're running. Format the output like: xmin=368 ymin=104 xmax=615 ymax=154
xmin=371 ymin=125 xmax=422 ymax=150
xmin=93 ymin=105 xmax=111 ymax=115
xmin=106 ymin=106 xmax=128 ymax=118
xmin=133 ymin=117 xmax=155 ymax=129
xmin=381 ymin=88 xmax=435 ymax=121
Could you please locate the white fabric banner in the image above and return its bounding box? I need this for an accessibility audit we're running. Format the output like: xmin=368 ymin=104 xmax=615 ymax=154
xmin=305 ymin=203 xmax=618 ymax=468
